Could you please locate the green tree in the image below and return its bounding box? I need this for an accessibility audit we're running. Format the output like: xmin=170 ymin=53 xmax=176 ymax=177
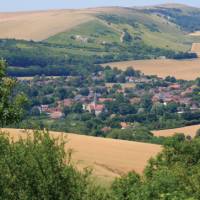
xmin=0 ymin=59 xmax=27 ymax=127
xmin=112 ymin=137 xmax=200 ymax=200
xmin=0 ymin=130 xmax=112 ymax=200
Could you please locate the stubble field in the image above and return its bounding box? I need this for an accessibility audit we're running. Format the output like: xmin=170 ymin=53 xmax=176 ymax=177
xmin=1 ymin=128 xmax=161 ymax=183
xmin=103 ymin=58 xmax=200 ymax=80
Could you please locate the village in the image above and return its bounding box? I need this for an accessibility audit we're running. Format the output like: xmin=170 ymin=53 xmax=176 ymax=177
xmin=19 ymin=67 xmax=200 ymax=125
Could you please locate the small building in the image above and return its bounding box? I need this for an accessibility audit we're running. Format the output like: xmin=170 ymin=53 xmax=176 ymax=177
xmin=99 ymin=98 xmax=114 ymax=103
xmin=87 ymin=103 xmax=105 ymax=116
xmin=169 ymin=84 xmax=181 ymax=90
xmin=130 ymin=97 xmax=141 ymax=104
xmin=57 ymin=99 xmax=73 ymax=108
xmin=120 ymin=122 xmax=130 ymax=130
xmin=50 ymin=111 xmax=63 ymax=119
xmin=41 ymin=105 xmax=49 ymax=112
xmin=101 ymin=127 xmax=111 ymax=133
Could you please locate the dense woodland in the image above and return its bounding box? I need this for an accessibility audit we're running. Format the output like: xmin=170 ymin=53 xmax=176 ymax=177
xmin=0 ymin=38 xmax=196 ymax=77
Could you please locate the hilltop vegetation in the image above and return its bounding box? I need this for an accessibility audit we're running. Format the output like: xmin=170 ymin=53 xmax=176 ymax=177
xmin=1 ymin=38 xmax=190 ymax=77
xmin=143 ymin=4 xmax=200 ymax=32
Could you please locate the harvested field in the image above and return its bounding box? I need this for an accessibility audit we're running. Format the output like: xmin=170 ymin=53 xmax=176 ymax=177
xmin=0 ymin=10 xmax=94 ymax=41
xmin=103 ymin=58 xmax=200 ymax=80
xmin=189 ymin=31 xmax=200 ymax=36
xmin=0 ymin=7 xmax=126 ymax=41
xmin=1 ymin=128 xmax=161 ymax=183
xmin=17 ymin=76 xmax=61 ymax=80
xmin=191 ymin=43 xmax=200 ymax=57
xmin=153 ymin=124 xmax=200 ymax=138
xmin=105 ymin=83 xmax=136 ymax=89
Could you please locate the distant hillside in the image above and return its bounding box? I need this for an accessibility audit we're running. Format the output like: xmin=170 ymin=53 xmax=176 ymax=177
xmin=0 ymin=4 xmax=200 ymax=51
xmin=142 ymin=4 xmax=200 ymax=33
xmin=1 ymin=4 xmax=200 ymax=77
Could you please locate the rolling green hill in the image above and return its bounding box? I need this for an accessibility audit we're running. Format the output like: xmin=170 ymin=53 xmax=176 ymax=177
xmin=1 ymin=4 xmax=200 ymax=76
xmin=46 ymin=5 xmax=200 ymax=52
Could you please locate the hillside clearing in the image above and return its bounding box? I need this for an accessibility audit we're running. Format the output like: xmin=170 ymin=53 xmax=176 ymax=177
xmin=153 ymin=124 xmax=200 ymax=138
xmin=103 ymin=58 xmax=200 ymax=80
xmin=1 ymin=128 xmax=161 ymax=183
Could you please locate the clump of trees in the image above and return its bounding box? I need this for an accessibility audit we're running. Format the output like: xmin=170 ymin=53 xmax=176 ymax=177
xmin=0 ymin=59 xmax=27 ymax=126
xmin=0 ymin=129 xmax=113 ymax=200
xmin=0 ymin=61 xmax=112 ymax=199
xmin=112 ymin=135 xmax=200 ymax=199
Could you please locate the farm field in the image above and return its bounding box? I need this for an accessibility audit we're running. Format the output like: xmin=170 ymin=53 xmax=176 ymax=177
xmin=153 ymin=124 xmax=200 ymax=138
xmin=1 ymin=128 xmax=161 ymax=183
xmin=103 ymin=58 xmax=200 ymax=80
xmin=0 ymin=7 xmax=128 ymax=41
xmin=189 ymin=31 xmax=200 ymax=36
xmin=191 ymin=43 xmax=200 ymax=56
xmin=0 ymin=9 xmax=95 ymax=41
xmin=16 ymin=76 xmax=62 ymax=80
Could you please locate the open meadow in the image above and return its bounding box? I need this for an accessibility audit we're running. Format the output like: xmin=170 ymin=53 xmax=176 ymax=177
xmin=103 ymin=58 xmax=200 ymax=80
xmin=1 ymin=128 xmax=161 ymax=183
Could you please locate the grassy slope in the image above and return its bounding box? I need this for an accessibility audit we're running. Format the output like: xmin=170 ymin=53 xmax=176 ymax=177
xmin=46 ymin=6 xmax=200 ymax=53
xmin=0 ymin=5 xmax=199 ymax=52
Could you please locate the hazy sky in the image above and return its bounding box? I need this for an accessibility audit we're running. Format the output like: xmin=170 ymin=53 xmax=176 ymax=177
xmin=1 ymin=0 xmax=200 ymax=12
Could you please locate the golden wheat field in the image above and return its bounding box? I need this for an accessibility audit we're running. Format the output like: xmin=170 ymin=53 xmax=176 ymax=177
xmin=191 ymin=43 xmax=200 ymax=56
xmin=0 ymin=128 xmax=161 ymax=183
xmin=189 ymin=31 xmax=200 ymax=36
xmin=153 ymin=124 xmax=200 ymax=138
xmin=0 ymin=10 xmax=94 ymax=41
xmin=103 ymin=58 xmax=200 ymax=80
xmin=0 ymin=7 xmax=125 ymax=41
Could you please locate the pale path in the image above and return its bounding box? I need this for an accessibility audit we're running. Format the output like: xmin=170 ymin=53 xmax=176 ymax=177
xmin=103 ymin=58 xmax=200 ymax=80
xmin=1 ymin=128 xmax=161 ymax=183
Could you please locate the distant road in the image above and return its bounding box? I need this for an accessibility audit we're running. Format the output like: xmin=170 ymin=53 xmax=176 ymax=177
xmin=102 ymin=58 xmax=200 ymax=80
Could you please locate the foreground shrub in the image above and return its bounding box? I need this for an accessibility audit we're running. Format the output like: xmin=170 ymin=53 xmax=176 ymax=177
xmin=0 ymin=130 xmax=112 ymax=200
xmin=112 ymin=138 xmax=200 ymax=200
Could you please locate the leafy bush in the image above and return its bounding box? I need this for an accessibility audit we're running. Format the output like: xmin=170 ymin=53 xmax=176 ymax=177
xmin=0 ymin=129 xmax=112 ymax=200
